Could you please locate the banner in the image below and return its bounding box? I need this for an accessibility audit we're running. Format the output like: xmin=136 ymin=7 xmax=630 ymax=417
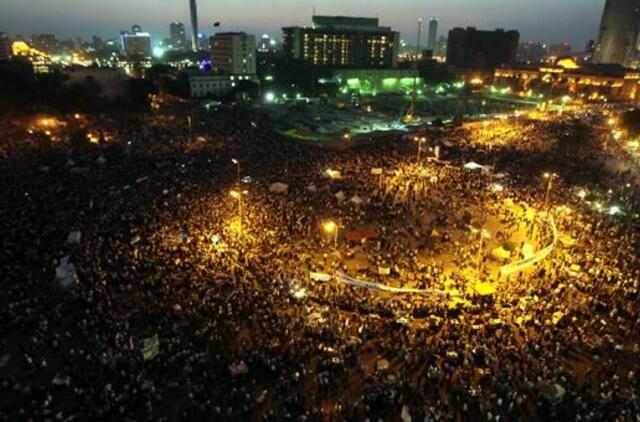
xmin=500 ymin=213 xmax=557 ymax=276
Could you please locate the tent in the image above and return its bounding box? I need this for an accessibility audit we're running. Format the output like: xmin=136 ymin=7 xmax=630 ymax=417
xmin=307 ymin=183 xmax=317 ymax=192
xmin=269 ymin=182 xmax=289 ymax=193
xmin=66 ymin=231 xmax=82 ymax=245
xmin=542 ymin=384 xmax=566 ymax=403
xmin=491 ymin=247 xmax=511 ymax=261
xmin=464 ymin=162 xmax=487 ymax=170
xmin=54 ymin=256 xmax=79 ymax=289
xmin=350 ymin=195 xmax=364 ymax=205
xmin=335 ymin=191 xmax=346 ymax=201
xmin=471 ymin=282 xmax=497 ymax=296
xmin=376 ymin=359 xmax=390 ymax=371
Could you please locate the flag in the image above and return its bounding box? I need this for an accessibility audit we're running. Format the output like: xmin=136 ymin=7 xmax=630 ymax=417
xmin=213 ymin=22 xmax=221 ymax=27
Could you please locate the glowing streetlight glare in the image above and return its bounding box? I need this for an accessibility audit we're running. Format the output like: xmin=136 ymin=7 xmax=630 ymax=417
xmin=609 ymin=206 xmax=621 ymax=215
xmin=323 ymin=221 xmax=337 ymax=234
xmin=231 ymin=158 xmax=238 ymax=165
xmin=577 ymin=189 xmax=587 ymax=199
xmin=264 ymin=92 xmax=276 ymax=102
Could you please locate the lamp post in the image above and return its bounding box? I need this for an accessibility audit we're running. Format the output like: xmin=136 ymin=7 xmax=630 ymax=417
xmin=323 ymin=220 xmax=339 ymax=248
xmin=471 ymin=227 xmax=490 ymax=292
xmin=416 ymin=136 xmax=427 ymax=163
xmin=543 ymin=172 xmax=557 ymax=211
xmin=230 ymin=189 xmax=248 ymax=234
xmin=231 ymin=158 xmax=240 ymax=185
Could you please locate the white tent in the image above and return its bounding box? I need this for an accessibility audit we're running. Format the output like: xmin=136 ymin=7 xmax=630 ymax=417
xmin=491 ymin=247 xmax=511 ymax=261
xmin=350 ymin=195 xmax=364 ymax=205
xmin=335 ymin=191 xmax=346 ymax=201
xmin=66 ymin=231 xmax=82 ymax=245
xmin=464 ymin=162 xmax=487 ymax=171
xmin=269 ymin=182 xmax=289 ymax=193
xmin=54 ymin=256 xmax=79 ymax=288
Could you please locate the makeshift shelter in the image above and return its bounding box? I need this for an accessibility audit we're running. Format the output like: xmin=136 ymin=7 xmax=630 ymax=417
xmin=269 ymin=182 xmax=289 ymax=194
xmin=491 ymin=247 xmax=511 ymax=261
xmin=471 ymin=282 xmax=497 ymax=296
xmin=54 ymin=256 xmax=79 ymax=289
xmin=350 ymin=195 xmax=364 ymax=205
xmin=542 ymin=384 xmax=566 ymax=403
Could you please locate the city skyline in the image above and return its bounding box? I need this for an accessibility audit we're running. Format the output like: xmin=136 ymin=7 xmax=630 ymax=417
xmin=1 ymin=0 xmax=604 ymax=48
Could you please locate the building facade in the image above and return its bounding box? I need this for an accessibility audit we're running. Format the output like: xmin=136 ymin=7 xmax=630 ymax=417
xmin=592 ymin=0 xmax=640 ymax=68
xmin=210 ymin=32 xmax=256 ymax=75
xmin=494 ymin=61 xmax=640 ymax=102
xmin=282 ymin=16 xmax=399 ymax=68
xmin=0 ymin=32 xmax=11 ymax=61
xmin=170 ymin=22 xmax=186 ymax=50
xmin=427 ymin=18 xmax=438 ymax=52
xmin=120 ymin=32 xmax=152 ymax=57
xmin=446 ymin=27 xmax=519 ymax=69
xmin=188 ymin=73 xmax=255 ymax=98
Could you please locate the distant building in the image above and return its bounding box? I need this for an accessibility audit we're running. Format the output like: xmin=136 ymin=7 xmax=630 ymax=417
xmin=494 ymin=60 xmax=640 ymax=102
xmin=31 ymin=34 xmax=57 ymax=53
xmin=258 ymin=34 xmax=275 ymax=53
xmin=0 ymin=32 xmax=11 ymax=61
xmin=210 ymin=32 xmax=256 ymax=75
xmin=446 ymin=27 xmax=519 ymax=69
xmin=283 ymin=15 xmax=400 ymax=68
xmin=170 ymin=22 xmax=186 ymax=50
xmin=121 ymin=30 xmax=152 ymax=57
xmin=518 ymin=41 xmax=546 ymax=64
xmin=593 ymin=0 xmax=640 ymax=68
xmin=547 ymin=43 xmax=572 ymax=59
xmin=427 ymin=18 xmax=438 ymax=52
xmin=188 ymin=72 xmax=254 ymax=98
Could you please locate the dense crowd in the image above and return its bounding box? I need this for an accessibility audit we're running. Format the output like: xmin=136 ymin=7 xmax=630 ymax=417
xmin=0 ymin=105 xmax=639 ymax=421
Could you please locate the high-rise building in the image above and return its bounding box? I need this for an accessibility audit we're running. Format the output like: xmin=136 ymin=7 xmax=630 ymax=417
xmin=427 ymin=18 xmax=438 ymax=52
xmin=593 ymin=0 xmax=640 ymax=68
xmin=517 ymin=41 xmax=546 ymax=64
xmin=189 ymin=0 xmax=199 ymax=52
xmin=121 ymin=31 xmax=152 ymax=57
xmin=283 ymin=15 xmax=400 ymax=68
xmin=446 ymin=27 xmax=519 ymax=69
xmin=0 ymin=32 xmax=11 ymax=61
xmin=258 ymin=34 xmax=275 ymax=53
xmin=170 ymin=22 xmax=186 ymax=50
xmin=210 ymin=32 xmax=256 ymax=75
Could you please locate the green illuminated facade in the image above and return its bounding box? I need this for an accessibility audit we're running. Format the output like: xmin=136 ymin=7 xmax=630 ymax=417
xmin=333 ymin=69 xmax=422 ymax=95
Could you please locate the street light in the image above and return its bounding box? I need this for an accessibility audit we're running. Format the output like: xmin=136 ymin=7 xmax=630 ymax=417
xmin=543 ymin=172 xmax=557 ymax=210
xmin=230 ymin=189 xmax=248 ymax=234
xmin=231 ymin=158 xmax=240 ymax=185
xmin=416 ymin=136 xmax=427 ymax=162
xmin=323 ymin=220 xmax=339 ymax=248
xmin=469 ymin=227 xmax=490 ymax=294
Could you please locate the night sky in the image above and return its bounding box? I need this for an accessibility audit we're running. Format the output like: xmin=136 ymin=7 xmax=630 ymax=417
xmin=0 ymin=0 xmax=604 ymax=48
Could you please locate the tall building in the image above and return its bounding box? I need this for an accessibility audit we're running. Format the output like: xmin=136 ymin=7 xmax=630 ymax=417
xmin=258 ymin=34 xmax=275 ymax=53
xmin=189 ymin=0 xmax=199 ymax=52
xmin=446 ymin=27 xmax=519 ymax=69
xmin=283 ymin=16 xmax=400 ymax=68
xmin=121 ymin=30 xmax=152 ymax=57
xmin=0 ymin=32 xmax=11 ymax=61
xmin=170 ymin=22 xmax=186 ymax=50
xmin=427 ymin=18 xmax=438 ymax=52
xmin=210 ymin=32 xmax=256 ymax=75
xmin=593 ymin=0 xmax=640 ymax=68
